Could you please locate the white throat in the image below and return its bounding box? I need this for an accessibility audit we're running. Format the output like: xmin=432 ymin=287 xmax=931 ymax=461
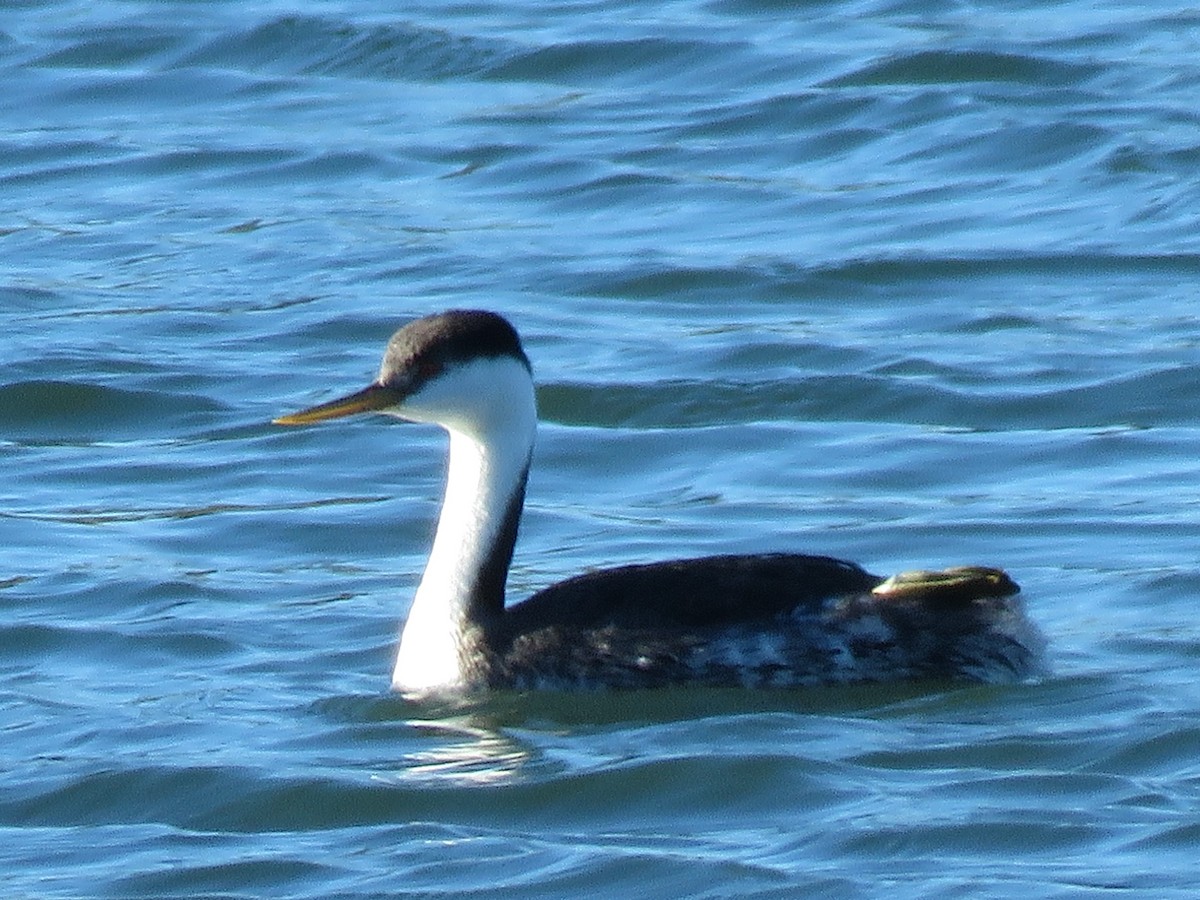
xmin=391 ymin=357 xmax=537 ymax=694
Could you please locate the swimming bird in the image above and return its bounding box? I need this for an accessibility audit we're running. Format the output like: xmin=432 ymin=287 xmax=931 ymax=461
xmin=275 ymin=310 xmax=1042 ymax=694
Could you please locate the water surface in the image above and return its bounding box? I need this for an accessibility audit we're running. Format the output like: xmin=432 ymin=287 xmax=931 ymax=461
xmin=4 ymin=1 xmax=1200 ymax=897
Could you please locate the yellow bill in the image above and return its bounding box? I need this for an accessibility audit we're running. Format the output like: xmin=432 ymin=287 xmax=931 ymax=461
xmin=273 ymin=382 xmax=399 ymax=426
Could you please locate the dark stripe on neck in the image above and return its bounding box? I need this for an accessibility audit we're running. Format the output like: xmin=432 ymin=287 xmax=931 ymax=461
xmin=466 ymin=458 xmax=529 ymax=623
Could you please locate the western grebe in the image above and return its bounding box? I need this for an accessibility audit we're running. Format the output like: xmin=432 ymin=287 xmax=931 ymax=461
xmin=275 ymin=310 xmax=1042 ymax=694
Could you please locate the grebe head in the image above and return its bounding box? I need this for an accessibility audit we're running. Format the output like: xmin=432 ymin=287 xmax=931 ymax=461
xmin=274 ymin=310 xmax=534 ymax=438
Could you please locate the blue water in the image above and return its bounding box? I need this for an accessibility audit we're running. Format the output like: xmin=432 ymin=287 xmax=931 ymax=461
xmin=4 ymin=1 xmax=1200 ymax=896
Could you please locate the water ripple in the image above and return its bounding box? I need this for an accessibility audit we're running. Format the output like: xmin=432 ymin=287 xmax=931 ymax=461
xmin=179 ymin=15 xmax=512 ymax=82
xmin=5 ymin=0 xmax=1200 ymax=896
xmin=822 ymin=48 xmax=1102 ymax=88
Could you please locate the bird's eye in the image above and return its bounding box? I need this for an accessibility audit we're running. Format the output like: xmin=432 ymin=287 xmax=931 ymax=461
xmin=416 ymin=358 xmax=443 ymax=380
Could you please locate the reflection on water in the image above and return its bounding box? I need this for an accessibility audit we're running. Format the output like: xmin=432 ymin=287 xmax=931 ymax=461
xmin=391 ymin=716 xmax=536 ymax=786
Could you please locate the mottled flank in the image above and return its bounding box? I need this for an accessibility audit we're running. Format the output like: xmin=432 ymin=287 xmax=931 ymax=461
xmin=465 ymin=560 xmax=1042 ymax=691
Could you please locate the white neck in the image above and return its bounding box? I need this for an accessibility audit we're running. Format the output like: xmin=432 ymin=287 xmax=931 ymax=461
xmin=391 ymin=357 xmax=537 ymax=694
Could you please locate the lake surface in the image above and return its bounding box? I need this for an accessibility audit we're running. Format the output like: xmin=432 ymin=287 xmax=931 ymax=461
xmin=4 ymin=1 xmax=1200 ymax=896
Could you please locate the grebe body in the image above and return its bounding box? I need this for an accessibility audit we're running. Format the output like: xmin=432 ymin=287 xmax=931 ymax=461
xmin=275 ymin=310 xmax=1042 ymax=694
